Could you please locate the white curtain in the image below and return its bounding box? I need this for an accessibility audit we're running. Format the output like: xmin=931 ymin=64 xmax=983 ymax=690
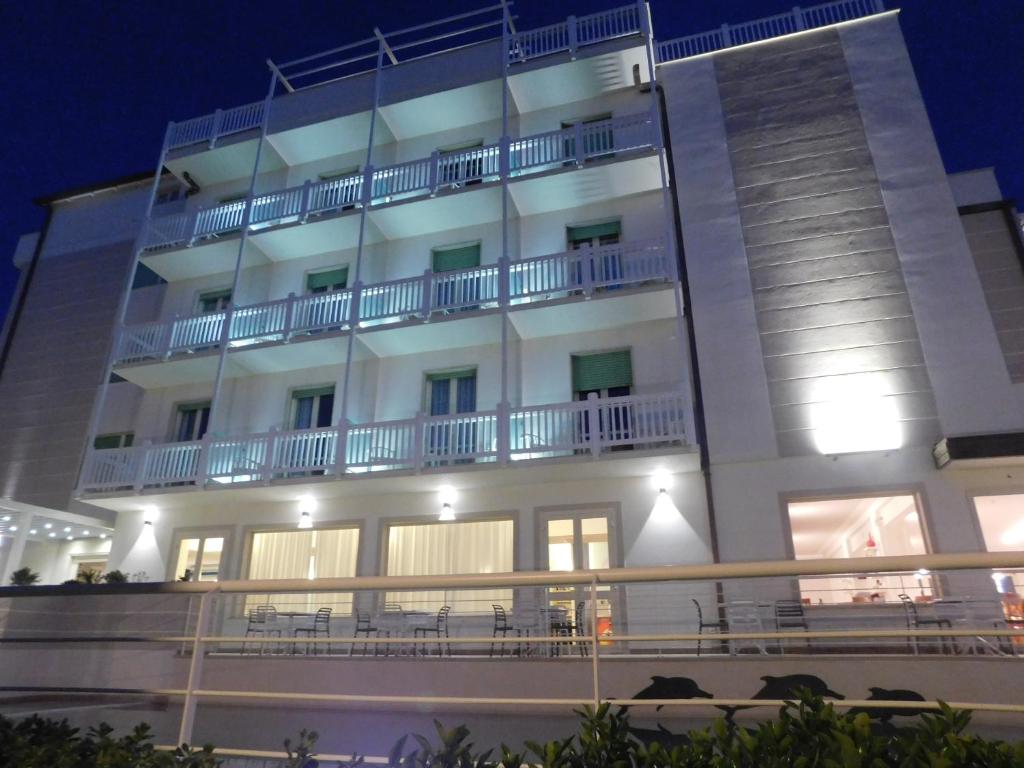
xmin=385 ymin=519 xmax=513 ymax=613
xmin=246 ymin=528 xmax=359 ymax=614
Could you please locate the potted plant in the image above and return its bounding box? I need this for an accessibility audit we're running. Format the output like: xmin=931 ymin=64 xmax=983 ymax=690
xmin=9 ymin=567 xmax=39 ymax=586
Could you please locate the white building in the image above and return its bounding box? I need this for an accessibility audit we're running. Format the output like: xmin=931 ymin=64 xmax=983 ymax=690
xmin=2 ymin=0 xmax=1024 ymax=751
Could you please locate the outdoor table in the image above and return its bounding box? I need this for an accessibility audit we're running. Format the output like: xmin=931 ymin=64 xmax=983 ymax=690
xmin=375 ymin=610 xmax=432 ymax=656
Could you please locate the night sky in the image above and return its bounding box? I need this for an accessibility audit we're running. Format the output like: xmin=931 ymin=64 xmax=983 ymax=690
xmin=0 ymin=0 xmax=1020 ymax=323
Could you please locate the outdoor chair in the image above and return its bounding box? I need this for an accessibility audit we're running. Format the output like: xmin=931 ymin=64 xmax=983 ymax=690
xmin=899 ymin=594 xmax=953 ymax=654
xmin=490 ymin=604 xmax=526 ymax=657
xmin=244 ymin=605 xmax=281 ymax=655
xmin=414 ymin=605 xmax=452 ymax=656
xmin=574 ymin=601 xmax=590 ymax=657
xmin=293 ymin=607 xmax=332 ymax=656
xmin=351 ymin=611 xmax=386 ymax=656
xmin=693 ymin=598 xmax=727 ymax=656
xmin=774 ymin=599 xmax=811 ymax=654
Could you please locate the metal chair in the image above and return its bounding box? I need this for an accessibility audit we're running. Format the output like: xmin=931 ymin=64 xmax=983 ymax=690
xmin=693 ymin=598 xmax=727 ymax=656
xmin=293 ymin=607 xmax=332 ymax=655
xmin=774 ymin=599 xmax=810 ymax=654
xmin=244 ymin=605 xmax=281 ymax=655
xmin=574 ymin=601 xmax=590 ymax=657
xmin=899 ymin=593 xmax=953 ymax=654
xmin=351 ymin=611 xmax=385 ymax=656
xmin=491 ymin=604 xmax=525 ymax=657
xmin=414 ymin=605 xmax=452 ymax=656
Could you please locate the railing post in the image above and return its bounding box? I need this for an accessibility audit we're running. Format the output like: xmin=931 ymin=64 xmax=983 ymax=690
xmin=497 ymin=401 xmax=511 ymax=464
xmin=587 ymin=392 xmax=601 ymax=457
xmin=219 ymin=305 xmax=234 ymax=352
xmin=422 ymin=269 xmax=434 ymax=319
xmin=334 ymin=419 xmax=350 ymax=476
xmin=178 ymin=588 xmax=218 ymax=746
xmin=350 ymin=281 xmax=363 ymax=328
xmin=413 ymin=412 xmax=426 ymax=471
xmin=429 ymin=150 xmax=440 ymax=195
xmin=208 ymin=109 xmax=223 ymax=149
xmin=133 ymin=441 xmax=151 ymax=491
xmin=580 ymin=243 xmax=594 ymax=297
xmin=299 ymin=179 xmax=312 ymax=222
xmin=792 ymin=7 xmax=805 ymax=30
xmin=196 ymin=432 xmax=213 ymax=487
xmin=720 ymin=23 xmax=732 ymax=47
xmin=282 ymin=292 xmax=296 ymax=341
xmin=590 ymin=578 xmax=600 ymax=707
xmin=567 ymin=15 xmax=578 ymax=59
xmin=499 ymin=135 xmax=511 ymax=180
xmin=574 ymin=121 xmax=585 ymax=166
xmin=260 ymin=428 xmax=276 ymax=484
xmin=498 ymin=256 xmax=510 ymax=307
xmin=362 ymin=164 xmax=375 ymax=206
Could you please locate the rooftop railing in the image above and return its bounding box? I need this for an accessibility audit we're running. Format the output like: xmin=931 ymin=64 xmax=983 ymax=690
xmin=655 ymin=0 xmax=884 ymax=64
xmin=79 ymin=389 xmax=690 ymax=492
xmin=144 ymin=111 xmax=658 ymax=252
xmin=1 ymin=552 xmax=1022 ymax=758
xmin=116 ymin=238 xmax=670 ymax=365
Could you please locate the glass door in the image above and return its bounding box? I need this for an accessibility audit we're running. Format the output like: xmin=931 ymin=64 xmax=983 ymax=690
xmin=173 ymin=535 xmax=225 ymax=582
xmin=541 ymin=512 xmax=619 ymax=642
xmin=425 ymin=369 xmax=477 ymax=464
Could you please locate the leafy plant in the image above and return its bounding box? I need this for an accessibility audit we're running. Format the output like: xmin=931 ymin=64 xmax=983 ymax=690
xmin=284 ymin=728 xmax=321 ymax=768
xmin=102 ymin=569 xmax=129 ymax=584
xmin=9 ymin=566 xmax=39 ymax=586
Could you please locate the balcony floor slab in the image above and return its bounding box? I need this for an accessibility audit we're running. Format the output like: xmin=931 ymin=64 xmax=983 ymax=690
xmin=509 ymin=283 xmax=678 ymax=339
xmin=141 ymin=236 xmax=269 ymax=282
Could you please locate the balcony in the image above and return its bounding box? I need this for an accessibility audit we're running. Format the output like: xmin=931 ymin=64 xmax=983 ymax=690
xmin=114 ymin=238 xmax=674 ymax=384
xmin=141 ymin=112 xmax=661 ymax=282
xmin=79 ymin=390 xmax=691 ymax=493
xmin=507 ymin=4 xmax=643 ymax=64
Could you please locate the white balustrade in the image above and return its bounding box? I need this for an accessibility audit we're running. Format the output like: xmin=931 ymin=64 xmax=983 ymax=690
xmin=193 ymin=200 xmax=247 ymax=239
xmin=143 ymin=211 xmax=193 ymax=249
xmin=291 ymin=290 xmax=354 ymax=334
xmin=431 ymin=266 xmax=501 ymax=313
xmin=79 ymin=392 xmax=689 ymax=492
xmin=371 ymin=157 xmax=432 ymax=201
xmin=435 ymin=144 xmax=502 ymax=188
xmin=229 ymin=301 xmax=288 ymax=345
xmin=509 ymin=21 xmax=571 ymax=62
xmin=510 ymin=126 xmax=574 ymax=173
xmin=574 ymin=4 xmax=641 ymax=46
xmin=116 ymin=322 xmax=170 ymax=363
xmin=167 ymin=114 xmax=216 ymax=150
xmin=359 ymin=276 xmax=424 ymax=325
xmin=219 ymin=102 xmax=265 ymax=136
xmin=169 ymin=312 xmax=225 ymax=353
xmin=508 ymin=4 xmax=641 ymax=63
xmin=655 ymin=0 xmax=883 ymax=63
xmin=167 ymin=101 xmax=263 ymax=150
xmin=308 ymin=174 xmax=362 ymax=214
xmin=249 ymin=184 xmax=305 ymax=226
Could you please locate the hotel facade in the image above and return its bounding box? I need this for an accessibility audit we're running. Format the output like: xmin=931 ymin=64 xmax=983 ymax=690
xmin=2 ymin=0 xmax=1024 ymax=754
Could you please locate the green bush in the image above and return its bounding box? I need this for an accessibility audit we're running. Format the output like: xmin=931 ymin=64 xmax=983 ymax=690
xmin=8 ymin=567 xmax=39 ymax=587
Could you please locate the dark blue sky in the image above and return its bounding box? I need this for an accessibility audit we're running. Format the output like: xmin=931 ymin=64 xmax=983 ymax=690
xmin=0 ymin=0 xmax=1020 ymax=321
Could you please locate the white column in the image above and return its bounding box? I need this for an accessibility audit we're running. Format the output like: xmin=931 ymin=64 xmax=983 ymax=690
xmin=2 ymin=516 xmax=33 ymax=585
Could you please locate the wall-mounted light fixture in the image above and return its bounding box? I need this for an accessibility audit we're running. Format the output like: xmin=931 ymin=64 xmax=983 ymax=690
xmin=651 ymin=469 xmax=674 ymax=495
xmin=438 ymin=486 xmax=456 ymax=521
xmin=143 ymin=506 xmax=158 ymax=526
xmin=297 ymin=496 xmax=316 ymax=529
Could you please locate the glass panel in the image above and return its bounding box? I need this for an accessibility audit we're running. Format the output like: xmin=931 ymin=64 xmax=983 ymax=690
xmin=582 ymin=517 xmax=609 ymax=570
xmin=974 ymin=494 xmax=1024 ymax=594
xmin=175 ymin=538 xmax=200 ymax=581
xmin=198 ymin=537 xmax=223 ymax=582
xmin=307 ymin=267 xmax=348 ymax=293
xmin=385 ymin=519 xmax=514 ymax=613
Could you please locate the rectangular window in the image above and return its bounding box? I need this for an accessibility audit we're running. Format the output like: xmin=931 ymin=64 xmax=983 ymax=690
xmin=93 ymin=432 xmax=134 ymax=450
xmin=174 ymin=402 xmax=211 ymax=442
xmin=174 ymin=536 xmax=224 ymax=582
xmin=973 ymin=494 xmax=1024 ymax=595
xmin=572 ymin=350 xmax=633 ymax=398
xmin=431 ymin=243 xmax=481 ymax=274
xmin=198 ymin=289 xmax=232 ymax=313
xmin=425 ymin=369 xmax=477 ymax=416
xmin=384 ymin=518 xmax=514 ymax=613
xmin=291 ymin=386 xmax=335 ymax=430
xmin=567 ymin=220 xmax=621 ymax=249
xmin=318 ymin=166 xmax=360 ymax=181
xmin=787 ymin=494 xmax=930 ymax=604
xmin=246 ymin=527 xmax=360 ymax=614
xmin=306 ymin=267 xmax=348 ymax=294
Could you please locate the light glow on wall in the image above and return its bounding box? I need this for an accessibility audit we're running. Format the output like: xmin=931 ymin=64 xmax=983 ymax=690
xmin=811 ymin=374 xmax=902 ymax=455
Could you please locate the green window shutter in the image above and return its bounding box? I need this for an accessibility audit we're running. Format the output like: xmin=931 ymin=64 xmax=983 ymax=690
xmin=572 ymin=350 xmax=633 ymax=392
xmin=124 ymin=433 xmax=134 ymax=448
xmin=306 ymin=267 xmax=348 ymax=292
xmin=432 ymin=243 xmax=481 ymax=273
xmin=567 ymin=220 xmax=621 ymax=242
xmin=293 ymin=385 xmax=336 ymax=400
xmin=426 ymin=368 xmax=476 ymax=382
xmin=93 ymin=434 xmax=122 ymax=450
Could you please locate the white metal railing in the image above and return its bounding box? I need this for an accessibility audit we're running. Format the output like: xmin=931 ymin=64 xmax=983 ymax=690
xmin=167 ymin=101 xmax=265 ymax=150
xmin=655 ymin=0 xmax=884 ymax=63
xmin=508 ymin=4 xmax=641 ymax=62
xmin=142 ymin=112 xmax=657 ymax=252
xmin=80 ymin=391 xmax=688 ymax=491
xmin=116 ymin=238 xmax=670 ymax=364
xmin=3 ymin=552 xmax=1024 ymax=760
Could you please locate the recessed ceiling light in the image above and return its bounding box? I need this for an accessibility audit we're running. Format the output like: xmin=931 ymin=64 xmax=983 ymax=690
xmin=83 ymin=530 xmax=90 ymax=536
xmin=66 ymin=535 xmax=74 ymax=541
xmin=48 ymin=532 xmax=56 ymax=538
xmin=9 ymin=526 xmax=16 ymax=532
xmin=29 ymin=529 xmax=36 ymax=535
xmin=43 ymin=523 xmax=52 ymax=530
xmin=63 ymin=527 xmax=71 ymax=533
xmin=99 ymin=533 xmax=108 ymax=539
xmin=1 ymin=516 xmax=10 ymax=522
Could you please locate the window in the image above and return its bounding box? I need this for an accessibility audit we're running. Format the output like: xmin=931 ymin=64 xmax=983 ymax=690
xmin=541 ymin=510 xmax=618 ymax=640
xmin=432 ymin=243 xmax=483 ymax=311
xmin=174 ymin=402 xmax=211 ymax=442
xmin=291 ymin=386 xmax=335 ymax=430
xmin=384 ymin=518 xmax=514 ymax=613
xmin=571 ymin=350 xmax=632 ymax=399
xmin=425 ymin=370 xmax=478 ymax=463
xmin=973 ymin=494 xmax=1024 ymax=594
xmin=306 ymin=267 xmax=348 ymax=294
xmin=174 ymin=536 xmax=225 ymax=582
xmin=431 ymin=243 xmax=481 ymax=274
xmin=76 ymin=559 xmax=107 ymax=581
xmin=246 ymin=527 xmax=360 ymax=614
xmin=567 ymin=221 xmax=621 ymax=250
xmin=786 ymin=494 xmax=930 ymax=604
xmin=425 ymin=369 xmax=476 ymax=416
xmin=198 ymin=289 xmax=231 ymax=313
xmin=93 ymin=432 xmax=134 ymax=450
xmin=318 ymin=166 xmax=360 ymax=182
xmin=568 ymin=221 xmax=623 ymax=288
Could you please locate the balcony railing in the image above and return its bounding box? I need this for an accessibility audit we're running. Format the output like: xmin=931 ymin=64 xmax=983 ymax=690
xmin=508 ymin=4 xmax=643 ymax=63
xmin=142 ymin=112 xmax=658 ymax=252
xmin=79 ymin=391 xmax=690 ymax=492
xmin=655 ymin=0 xmax=884 ymax=63
xmin=167 ymin=101 xmax=266 ymax=150
xmin=115 ymin=238 xmax=670 ymax=365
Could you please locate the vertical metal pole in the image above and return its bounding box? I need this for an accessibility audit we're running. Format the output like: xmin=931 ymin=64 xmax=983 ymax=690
xmin=590 ymin=578 xmax=600 ymax=707
xmin=77 ymin=125 xmax=174 ymax=490
xmin=499 ymin=2 xmax=512 ymax=459
xmin=206 ymin=72 xmax=278 ymax=438
xmin=338 ymin=44 xmax=386 ymax=473
xmin=178 ymin=588 xmax=217 ymax=746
